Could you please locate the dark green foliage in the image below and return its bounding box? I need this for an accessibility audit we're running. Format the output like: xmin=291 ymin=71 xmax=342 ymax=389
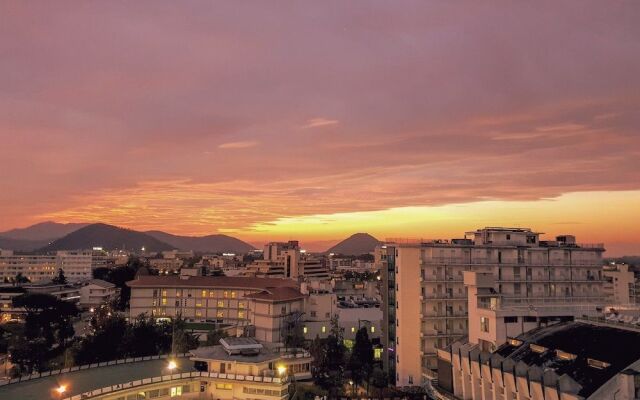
xmin=310 ymin=316 xmax=346 ymax=395
xmin=348 ymin=327 xmax=375 ymax=388
xmin=52 ymin=268 xmax=67 ymax=284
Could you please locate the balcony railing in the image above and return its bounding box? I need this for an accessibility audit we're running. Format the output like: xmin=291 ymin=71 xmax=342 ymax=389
xmin=62 ymin=371 xmax=288 ymax=400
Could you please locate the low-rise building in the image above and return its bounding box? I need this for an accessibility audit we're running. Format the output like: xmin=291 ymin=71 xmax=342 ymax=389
xmin=436 ymin=320 xmax=640 ymax=400
xmin=79 ymin=279 xmax=117 ymax=310
xmin=603 ymin=263 xmax=639 ymax=306
xmin=127 ymin=275 xmax=305 ymax=343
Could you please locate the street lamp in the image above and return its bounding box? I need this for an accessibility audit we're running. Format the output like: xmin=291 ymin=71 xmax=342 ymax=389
xmin=55 ymin=384 xmax=67 ymax=399
xmin=277 ymin=365 xmax=287 ymax=377
xmin=167 ymin=360 xmax=178 ymax=371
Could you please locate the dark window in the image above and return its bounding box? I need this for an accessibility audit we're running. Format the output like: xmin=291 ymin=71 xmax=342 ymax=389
xmin=504 ymin=316 xmax=518 ymax=323
xmin=523 ymin=316 xmax=537 ymax=323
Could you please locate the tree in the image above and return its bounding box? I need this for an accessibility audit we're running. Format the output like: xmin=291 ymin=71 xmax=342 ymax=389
xmin=370 ymin=367 xmax=388 ymax=399
xmin=170 ymin=317 xmax=200 ymax=354
xmin=13 ymin=293 xmax=79 ymax=348
xmin=9 ymin=338 xmax=49 ymax=375
xmin=52 ymin=268 xmax=67 ymax=284
xmin=204 ymin=328 xmax=228 ymax=346
xmin=13 ymin=273 xmax=30 ymax=285
xmin=348 ymin=327 xmax=374 ymax=392
xmin=310 ymin=316 xmax=346 ymax=396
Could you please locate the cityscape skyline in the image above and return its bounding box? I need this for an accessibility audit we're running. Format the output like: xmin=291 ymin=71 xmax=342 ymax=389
xmin=1 ymin=2 xmax=640 ymax=257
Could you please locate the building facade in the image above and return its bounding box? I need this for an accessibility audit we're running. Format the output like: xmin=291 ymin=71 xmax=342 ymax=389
xmin=127 ymin=275 xmax=305 ymax=343
xmin=386 ymin=227 xmax=605 ymax=387
xmin=0 ymin=250 xmax=92 ymax=282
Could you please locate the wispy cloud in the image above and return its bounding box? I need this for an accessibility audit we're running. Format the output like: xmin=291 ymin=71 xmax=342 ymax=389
xmin=218 ymin=141 xmax=259 ymax=149
xmin=302 ymin=118 xmax=339 ymax=129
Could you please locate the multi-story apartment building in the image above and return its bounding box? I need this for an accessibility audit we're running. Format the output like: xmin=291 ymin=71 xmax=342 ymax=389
xmin=603 ymin=263 xmax=639 ymax=306
xmin=384 ymin=227 xmax=605 ymax=387
xmin=55 ymin=250 xmax=93 ymax=280
xmin=0 ymin=250 xmax=92 ymax=282
xmin=0 ymin=250 xmax=57 ymax=282
xmin=248 ymin=241 xmax=330 ymax=280
xmin=127 ymin=275 xmax=305 ymax=343
xmin=79 ymin=279 xmax=117 ymax=310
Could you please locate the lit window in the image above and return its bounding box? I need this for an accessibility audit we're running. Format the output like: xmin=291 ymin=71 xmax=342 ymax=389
xmin=201 ymin=290 xmax=207 ymax=297
xmin=480 ymin=317 xmax=489 ymax=333
xmin=209 ymin=291 xmax=215 ymax=298
xmin=371 ymin=326 xmax=375 ymax=333
xmin=238 ymin=302 xmax=245 ymax=309
xmin=374 ymin=348 xmax=383 ymax=360
xmin=303 ymin=326 xmax=308 ymax=334
xmin=321 ymin=326 xmax=326 ymax=333
xmin=351 ymin=327 xmax=355 ymax=333
xmin=162 ymin=290 xmax=167 ymax=297
xmin=217 ymin=300 xmax=224 ymax=308
xmin=195 ymin=310 xmax=202 ymax=317
xmin=238 ymin=311 xmax=245 ymax=319
xmin=231 ymin=291 xmax=236 ymax=298
xmin=162 ymin=298 xmax=167 ymax=305
xmin=195 ymin=302 xmax=202 ymax=307
xmin=217 ymin=311 xmax=224 ymax=318
xmin=215 ymin=383 xmax=232 ymax=390
xmin=170 ymin=386 xmax=182 ymax=397
xmin=223 ymin=291 xmax=229 ymax=298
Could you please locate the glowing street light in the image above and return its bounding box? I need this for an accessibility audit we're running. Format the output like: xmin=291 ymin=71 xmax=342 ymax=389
xmin=277 ymin=365 xmax=287 ymax=376
xmin=167 ymin=360 xmax=177 ymax=371
xmin=55 ymin=385 xmax=67 ymax=398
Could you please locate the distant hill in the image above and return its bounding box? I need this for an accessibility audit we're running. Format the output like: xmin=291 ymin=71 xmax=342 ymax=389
xmin=326 ymin=233 xmax=381 ymax=255
xmin=41 ymin=223 xmax=174 ymax=252
xmin=0 ymin=221 xmax=88 ymax=241
xmin=146 ymin=231 xmax=255 ymax=254
xmin=0 ymin=237 xmax=50 ymax=252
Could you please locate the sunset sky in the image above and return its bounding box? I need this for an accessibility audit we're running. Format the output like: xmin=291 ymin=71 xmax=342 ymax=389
xmin=1 ymin=2 xmax=639 ymax=255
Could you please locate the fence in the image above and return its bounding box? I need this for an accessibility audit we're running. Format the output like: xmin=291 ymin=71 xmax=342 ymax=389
xmin=0 ymin=353 xmax=189 ymax=388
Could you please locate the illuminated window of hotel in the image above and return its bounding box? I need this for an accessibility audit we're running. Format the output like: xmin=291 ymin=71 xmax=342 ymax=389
xmin=238 ymin=302 xmax=245 ymax=309
xmin=321 ymin=326 xmax=326 ymax=333
xmin=209 ymin=291 xmax=215 ymax=298
xmin=223 ymin=291 xmax=229 ymax=298
xmin=195 ymin=310 xmax=202 ymax=317
xmin=216 ymin=311 xmax=224 ymax=318
xmin=238 ymin=311 xmax=245 ymax=319
xmin=480 ymin=317 xmax=489 ymax=333
xmin=217 ymin=300 xmax=224 ymax=308
xmin=351 ymin=327 xmax=355 ymax=333
xmin=170 ymin=386 xmax=182 ymax=397
xmin=162 ymin=290 xmax=167 ymax=297
xmin=162 ymin=298 xmax=167 ymax=305
xmin=201 ymin=290 xmax=207 ymax=297
xmin=371 ymin=326 xmax=375 ymax=333
xmin=215 ymin=383 xmax=232 ymax=390
xmin=196 ymin=302 xmax=202 ymax=307
xmin=231 ymin=291 xmax=236 ymax=298
xmin=303 ymin=326 xmax=308 ymax=334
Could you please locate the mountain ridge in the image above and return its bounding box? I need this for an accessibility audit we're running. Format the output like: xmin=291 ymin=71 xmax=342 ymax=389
xmin=326 ymin=233 xmax=381 ymax=255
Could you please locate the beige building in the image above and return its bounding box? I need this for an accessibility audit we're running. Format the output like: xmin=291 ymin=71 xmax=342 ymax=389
xmin=436 ymin=320 xmax=640 ymax=400
xmin=127 ymin=275 xmax=305 ymax=343
xmin=386 ymin=227 xmax=605 ymax=387
xmin=79 ymin=279 xmax=117 ymax=309
xmin=603 ymin=263 xmax=639 ymax=305
xmin=248 ymin=241 xmax=330 ymax=280
xmin=0 ymin=250 xmax=92 ymax=282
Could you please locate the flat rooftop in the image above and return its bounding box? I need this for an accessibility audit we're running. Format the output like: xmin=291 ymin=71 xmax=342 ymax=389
xmin=0 ymin=357 xmax=193 ymax=400
xmin=496 ymin=321 xmax=640 ymax=397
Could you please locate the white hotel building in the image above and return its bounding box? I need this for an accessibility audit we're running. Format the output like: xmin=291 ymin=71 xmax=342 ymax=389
xmin=385 ymin=227 xmax=605 ymax=387
xmin=0 ymin=250 xmax=93 ymax=282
